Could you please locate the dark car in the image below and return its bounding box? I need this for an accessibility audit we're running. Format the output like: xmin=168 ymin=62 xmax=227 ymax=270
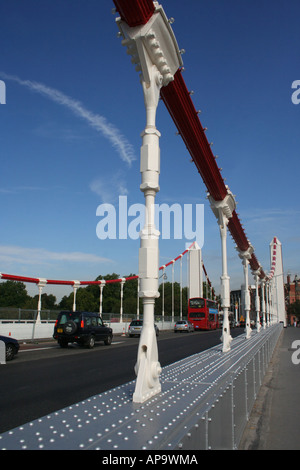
xmin=53 ymin=311 xmax=113 ymax=349
xmin=128 ymin=319 xmax=159 ymax=337
xmin=0 ymin=335 xmax=20 ymax=361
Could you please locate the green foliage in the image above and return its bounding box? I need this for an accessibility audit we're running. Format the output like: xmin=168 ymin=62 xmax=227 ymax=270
xmin=0 ymin=276 xmax=217 ymax=316
xmin=155 ymin=282 xmax=188 ymax=317
xmin=24 ymin=293 xmax=57 ymax=310
xmin=56 ymin=273 xmax=140 ymax=314
xmin=0 ymin=281 xmax=29 ymax=307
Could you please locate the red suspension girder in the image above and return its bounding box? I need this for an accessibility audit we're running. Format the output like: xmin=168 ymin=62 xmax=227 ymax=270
xmin=113 ymin=0 xmax=155 ymax=26
xmin=161 ymin=70 xmax=228 ymax=202
xmin=0 ymin=274 xmax=39 ymax=284
xmin=227 ymin=210 xmax=249 ymax=252
xmin=112 ymin=0 xmax=266 ymax=279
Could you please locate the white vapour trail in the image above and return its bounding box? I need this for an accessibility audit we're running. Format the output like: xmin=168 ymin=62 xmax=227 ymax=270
xmin=0 ymin=72 xmax=135 ymax=166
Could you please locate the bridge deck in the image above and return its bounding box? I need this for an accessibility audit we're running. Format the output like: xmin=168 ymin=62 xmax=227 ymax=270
xmin=0 ymin=325 xmax=282 ymax=450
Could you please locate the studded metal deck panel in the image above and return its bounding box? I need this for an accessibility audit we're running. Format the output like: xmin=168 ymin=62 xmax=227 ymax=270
xmin=0 ymin=325 xmax=282 ymax=450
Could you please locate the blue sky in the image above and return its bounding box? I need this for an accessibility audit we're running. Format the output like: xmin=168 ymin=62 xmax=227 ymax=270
xmin=0 ymin=0 xmax=299 ymax=301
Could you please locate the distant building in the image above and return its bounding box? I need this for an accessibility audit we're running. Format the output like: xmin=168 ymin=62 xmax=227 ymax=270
xmin=285 ymin=274 xmax=300 ymax=325
xmin=230 ymin=287 xmax=257 ymax=325
xmin=285 ymin=274 xmax=300 ymax=304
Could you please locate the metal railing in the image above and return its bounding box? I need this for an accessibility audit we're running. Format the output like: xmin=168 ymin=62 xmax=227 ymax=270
xmin=0 ymin=307 xmax=183 ymax=324
xmin=0 ymin=324 xmax=283 ymax=449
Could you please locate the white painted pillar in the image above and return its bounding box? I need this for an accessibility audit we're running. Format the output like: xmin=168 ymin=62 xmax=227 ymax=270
xmin=188 ymin=242 xmax=203 ymax=299
xmin=137 ymin=277 xmax=140 ymax=319
xmin=133 ymin=113 xmax=162 ymax=402
xmin=180 ymin=254 xmax=183 ymax=320
xmin=117 ymin=3 xmax=183 ymax=403
xmin=72 ymin=281 xmax=80 ymax=312
xmin=36 ymin=279 xmax=47 ymax=323
xmin=266 ymin=281 xmax=270 ymax=326
xmin=261 ymin=279 xmax=266 ymax=329
xmin=161 ymin=266 xmax=165 ymax=321
xmin=243 ymin=259 xmax=251 ymax=338
xmin=269 ymin=281 xmax=273 ymax=324
xmin=99 ymin=280 xmax=106 ymax=315
xmin=237 ymin=245 xmax=253 ymax=339
xmin=269 ymin=237 xmax=286 ymax=325
xmin=208 ymin=190 xmax=236 ymax=353
xmin=234 ymin=298 xmax=238 ymax=326
xmin=254 ymin=272 xmax=261 ymax=332
xmin=120 ymin=278 xmax=125 ymax=323
xmin=172 ymin=260 xmax=175 ymax=323
xmin=219 ymin=222 xmax=232 ymax=351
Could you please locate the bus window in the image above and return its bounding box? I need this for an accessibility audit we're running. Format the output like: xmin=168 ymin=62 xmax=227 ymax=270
xmin=189 ymin=298 xmax=205 ymax=309
xmin=189 ymin=312 xmax=205 ymax=319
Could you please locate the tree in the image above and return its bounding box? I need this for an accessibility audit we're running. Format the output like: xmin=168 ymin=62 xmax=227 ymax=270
xmin=155 ymin=282 xmax=188 ymax=318
xmin=97 ymin=273 xmax=121 ymax=313
xmin=24 ymin=293 xmax=57 ymax=310
xmin=75 ymin=288 xmax=99 ymax=312
xmin=123 ymin=274 xmax=140 ymax=315
xmin=56 ymin=273 xmax=140 ymax=315
xmin=58 ymin=288 xmax=99 ymax=312
xmin=0 ymin=281 xmax=29 ymax=307
xmin=59 ymin=295 xmax=73 ymax=311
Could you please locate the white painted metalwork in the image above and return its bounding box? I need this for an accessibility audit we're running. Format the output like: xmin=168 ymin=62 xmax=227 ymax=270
xmin=208 ymin=190 xmax=236 ymax=352
xmin=269 ymin=238 xmax=286 ymax=326
xmin=253 ymin=271 xmax=261 ymax=332
xmin=116 ymin=3 xmax=182 ymax=403
xmin=72 ymin=281 xmax=80 ymax=312
xmin=266 ymin=281 xmax=270 ymax=326
xmin=237 ymin=245 xmax=254 ymax=339
xmin=188 ymin=242 xmax=203 ymax=299
xmin=36 ymin=278 xmax=47 ymax=324
xmin=99 ymin=280 xmax=105 ymax=315
xmin=261 ymin=278 xmax=266 ymax=329
xmin=120 ymin=278 xmax=125 ymax=324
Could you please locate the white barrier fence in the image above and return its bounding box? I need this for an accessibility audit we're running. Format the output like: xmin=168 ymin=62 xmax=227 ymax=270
xmin=0 ymin=319 xmax=176 ymax=341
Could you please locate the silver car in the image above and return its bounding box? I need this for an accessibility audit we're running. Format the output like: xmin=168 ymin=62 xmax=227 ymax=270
xmin=174 ymin=320 xmax=194 ymax=333
xmin=128 ymin=320 xmax=159 ymax=337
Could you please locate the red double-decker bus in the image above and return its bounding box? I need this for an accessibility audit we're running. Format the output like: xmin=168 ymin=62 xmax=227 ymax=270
xmin=188 ymin=297 xmax=219 ymax=330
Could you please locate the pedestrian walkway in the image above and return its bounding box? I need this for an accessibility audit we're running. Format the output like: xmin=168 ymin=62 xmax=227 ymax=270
xmin=239 ymin=326 xmax=300 ymax=450
xmin=0 ymin=325 xmax=281 ymax=450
